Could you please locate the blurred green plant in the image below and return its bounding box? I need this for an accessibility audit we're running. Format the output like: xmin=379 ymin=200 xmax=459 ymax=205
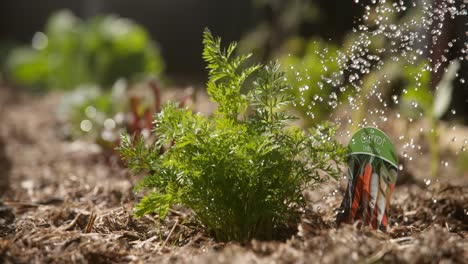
xmin=400 ymin=61 xmax=432 ymax=119
xmin=83 ymin=15 xmax=163 ymax=86
xmin=6 ymin=10 xmax=164 ymax=91
xmin=456 ymin=151 xmax=468 ymax=177
xmin=344 ymin=2 xmax=428 ymax=131
xmin=58 ymin=81 xmax=126 ymax=150
xmin=59 ymin=78 xmax=193 ymax=156
xmin=278 ymin=38 xmax=348 ymax=126
xmin=119 ymin=29 xmax=346 ymax=243
xmin=58 ymin=79 xmax=162 ymax=152
xmin=400 ymin=60 xmax=460 ymax=177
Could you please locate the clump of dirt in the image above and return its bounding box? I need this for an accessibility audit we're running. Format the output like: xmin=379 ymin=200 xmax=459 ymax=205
xmin=0 ymin=92 xmax=467 ymax=263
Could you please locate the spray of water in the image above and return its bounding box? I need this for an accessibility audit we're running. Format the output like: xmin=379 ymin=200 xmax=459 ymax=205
xmin=287 ymin=0 xmax=466 ymax=178
xmin=285 ymin=1 xmax=467 ymax=209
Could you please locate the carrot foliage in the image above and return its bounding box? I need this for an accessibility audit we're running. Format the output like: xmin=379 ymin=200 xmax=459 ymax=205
xmin=119 ymin=29 xmax=346 ymax=242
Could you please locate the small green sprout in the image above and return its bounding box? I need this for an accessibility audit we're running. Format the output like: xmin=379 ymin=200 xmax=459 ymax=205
xmin=401 ymin=60 xmax=460 ymax=177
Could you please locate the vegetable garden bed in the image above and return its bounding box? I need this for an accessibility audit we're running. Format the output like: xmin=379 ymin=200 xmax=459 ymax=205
xmin=0 ymin=90 xmax=466 ymax=263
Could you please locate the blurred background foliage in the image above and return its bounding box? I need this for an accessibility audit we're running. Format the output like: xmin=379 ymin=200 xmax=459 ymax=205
xmin=400 ymin=61 xmax=432 ymax=120
xmin=0 ymin=0 xmax=466 ymax=128
xmin=4 ymin=10 xmax=163 ymax=91
xmin=57 ymin=81 xmax=127 ymax=146
xmin=278 ymin=38 xmax=349 ymax=125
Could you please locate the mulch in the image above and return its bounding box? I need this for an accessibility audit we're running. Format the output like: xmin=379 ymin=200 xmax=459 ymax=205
xmin=0 ymin=91 xmax=467 ymax=263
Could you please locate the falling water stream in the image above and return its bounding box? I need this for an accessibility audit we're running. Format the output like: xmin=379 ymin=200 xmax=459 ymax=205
xmin=286 ymin=0 xmax=467 ymax=216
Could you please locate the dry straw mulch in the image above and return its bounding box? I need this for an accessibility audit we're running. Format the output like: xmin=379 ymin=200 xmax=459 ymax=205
xmin=0 ymin=92 xmax=467 ymax=263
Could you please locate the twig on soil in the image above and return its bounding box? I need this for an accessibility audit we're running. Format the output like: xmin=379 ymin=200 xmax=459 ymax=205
xmin=403 ymin=210 xmax=417 ymax=216
xmin=159 ymin=219 xmax=179 ymax=253
xmin=181 ymin=233 xmax=204 ymax=249
xmin=144 ymin=214 xmax=160 ymax=226
xmin=365 ymin=236 xmax=415 ymax=263
xmin=364 ymin=244 xmax=391 ymax=264
xmin=389 ymin=236 xmax=414 ymax=245
xmin=85 ymin=212 xmax=96 ymax=233
xmin=134 ymin=235 xmax=160 ymax=249
xmin=169 ymin=208 xmax=188 ymax=218
xmin=59 ymin=213 xmax=82 ymax=231
xmin=144 ymin=214 xmax=164 ymax=242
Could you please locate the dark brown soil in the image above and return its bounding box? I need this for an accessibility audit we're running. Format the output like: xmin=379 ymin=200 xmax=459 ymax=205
xmin=0 ymin=91 xmax=467 ymax=263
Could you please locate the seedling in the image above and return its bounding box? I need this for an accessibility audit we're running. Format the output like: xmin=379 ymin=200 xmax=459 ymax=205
xmin=400 ymin=60 xmax=460 ymax=177
xmin=119 ymin=29 xmax=346 ymax=242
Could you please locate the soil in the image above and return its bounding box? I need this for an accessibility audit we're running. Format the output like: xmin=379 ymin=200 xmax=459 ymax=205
xmin=0 ymin=90 xmax=467 ymax=263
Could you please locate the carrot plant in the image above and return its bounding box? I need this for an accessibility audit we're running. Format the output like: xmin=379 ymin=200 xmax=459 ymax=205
xmin=119 ymin=29 xmax=346 ymax=242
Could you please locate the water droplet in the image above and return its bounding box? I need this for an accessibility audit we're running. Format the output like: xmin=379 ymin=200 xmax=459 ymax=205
xmin=85 ymin=106 xmax=97 ymax=119
xmin=424 ymin=179 xmax=431 ymax=186
xmin=80 ymin=120 xmax=93 ymax=132
xmin=104 ymin=118 xmax=116 ymax=130
xmin=32 ymin=32 xmax=48 ymax=50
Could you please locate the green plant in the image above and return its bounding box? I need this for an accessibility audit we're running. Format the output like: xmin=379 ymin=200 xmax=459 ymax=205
xmin=278 ymin=38 xmax=348 ymax=125
xmin=456 ymin=151 xmax=468 ymax=177
xmin=119 ymin=29 xmax=346 ymax=242
xmin=400 ymin=60 xmax=460 ymax=177
xmin=58 ymin=79 xmax=162 ymax=151
xmin=6 ymin=10 xmax=164 ymax=91
xmin=344 ymin=2 xmax=428 ymax=131
xmin=400 ymin=61 xmax=432 ymax=119
xmin=58 ymin=81 xmax=126 ymax=148
xmin=83 ymin=15 xmax=163 ymax=87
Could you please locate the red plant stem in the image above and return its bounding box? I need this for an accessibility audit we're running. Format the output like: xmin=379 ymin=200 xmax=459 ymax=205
xmin=150 ymin=80 xmax=161 ymax=113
